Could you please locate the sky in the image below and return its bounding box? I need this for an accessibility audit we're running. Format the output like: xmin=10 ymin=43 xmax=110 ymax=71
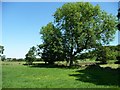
xmin=2 ymin=2 xmax=119 ymax=59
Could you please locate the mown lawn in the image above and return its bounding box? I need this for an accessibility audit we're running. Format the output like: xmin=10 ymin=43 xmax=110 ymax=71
xmin=2 ymin=61 xmax=120 ymax=88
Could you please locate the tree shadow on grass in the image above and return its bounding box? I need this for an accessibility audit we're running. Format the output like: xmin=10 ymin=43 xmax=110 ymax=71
xmin=69 ymin=65 xmax=120 ymax=87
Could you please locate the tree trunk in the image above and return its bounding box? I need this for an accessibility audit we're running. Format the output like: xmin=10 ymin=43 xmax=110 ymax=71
xmin=48 ymin=61 xmax=54 ymax=65
xmin=69 ymin=55 xmax=74 ymax=66
xmin=45 ymin=61 xmax=47 ymax=64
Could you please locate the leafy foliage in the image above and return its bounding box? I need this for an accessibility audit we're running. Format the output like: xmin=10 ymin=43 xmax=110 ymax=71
xmin=53 ymin=2 xmax=118 ymax=66
xmin=95 ymin=45 xmax=120 ymax=64
xmin=0 ymin=45 xmax=4 ymax=54
xmin=25 ymin=46 xmax=36 ymax=65
xmin=0 ymin=45 xmax=5 ymax=61
xmin=39 ymin=22 xmax=64 ymax=64
xmin=38 ymin=2 xmax=118 ymax=66
xmin=96 ymin=46 xmax=111 ymax=64
xmin=117 ymin=6 xmax=120 ymax=30
xmin=115 ymin=44 xmax=120 ymax=63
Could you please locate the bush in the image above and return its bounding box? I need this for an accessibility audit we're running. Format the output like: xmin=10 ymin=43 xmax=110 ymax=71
xmin=96 ymin=46 xmax=109 ymax=64
xmin=25 ymin=57 xmax=35 ymax=65
xmin=115 ymin=51 xmax=120 ymax=64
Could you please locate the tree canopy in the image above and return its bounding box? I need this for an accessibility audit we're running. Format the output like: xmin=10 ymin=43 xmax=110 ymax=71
xmin=39 ymin=22 xmax=64 ymax=64
xmin=38 ymin=2 xmax=118 ymax=66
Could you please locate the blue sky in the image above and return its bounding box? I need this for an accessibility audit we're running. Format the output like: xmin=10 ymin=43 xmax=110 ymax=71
xmin=2 ymin=2 xmax=119 ymax=58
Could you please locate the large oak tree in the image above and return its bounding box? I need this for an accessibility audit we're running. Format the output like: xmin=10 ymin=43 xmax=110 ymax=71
xmin=39 ymin=2 xmax=118 ymax=66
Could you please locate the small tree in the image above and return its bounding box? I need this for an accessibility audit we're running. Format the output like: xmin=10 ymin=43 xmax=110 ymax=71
xmin=0 ymin=45 xmax=5 ymax=61
xmin=25 ymin=46 xmax=36 ymax=65
xmin=0 ymin=45 xmax=4 ymax=54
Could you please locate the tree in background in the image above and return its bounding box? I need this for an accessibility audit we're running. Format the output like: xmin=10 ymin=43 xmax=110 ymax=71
xmin=53 ymin=2 xmax=118 ymax=66
xmin=96 ymin=46 xmax=116 ymax=64
xmin=0 ymin=45 xmax=4 ymax=54
xmin=77 ymin=50 xmax=96 ymax=60
xmin=0 ymin=45 xmax=5 ymax=61
xmin=115 ymin=44 xmax=120 ymax=64
xmin=25 ymin=46 xmax=36 ymax=65
xmin=39 ymin=22 xmax=64 ymax=64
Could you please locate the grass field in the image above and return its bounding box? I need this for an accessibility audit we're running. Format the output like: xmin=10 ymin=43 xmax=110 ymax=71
xmin=2 ymin=61 xmax=120 ymax=88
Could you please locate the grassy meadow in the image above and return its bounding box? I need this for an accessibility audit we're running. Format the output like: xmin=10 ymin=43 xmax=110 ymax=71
xmin=2 ymin=61 xmax=120 ymax=88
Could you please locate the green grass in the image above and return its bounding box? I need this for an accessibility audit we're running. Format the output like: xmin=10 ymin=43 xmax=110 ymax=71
xmin=2 ymin=61 xmax=120 ymax=88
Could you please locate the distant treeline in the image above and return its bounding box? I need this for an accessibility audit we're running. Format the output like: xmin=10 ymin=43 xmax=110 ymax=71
xmin=2 ymin=58 xmax=42 ymax=62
